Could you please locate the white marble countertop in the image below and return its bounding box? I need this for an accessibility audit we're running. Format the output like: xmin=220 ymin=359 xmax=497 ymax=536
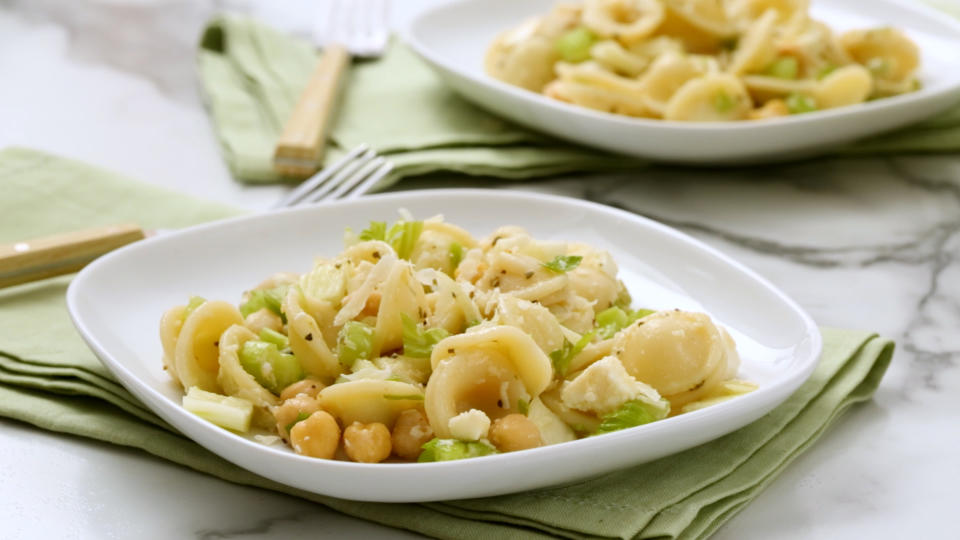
xmin=1 ymin=0 xmax=959 ymax=538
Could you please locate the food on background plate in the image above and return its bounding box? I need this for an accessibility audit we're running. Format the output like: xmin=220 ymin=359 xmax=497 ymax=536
xmin=160 ymin=215 xmax=755 ymax=463
xmin=485 ymin=0 xmax=921 ymax=121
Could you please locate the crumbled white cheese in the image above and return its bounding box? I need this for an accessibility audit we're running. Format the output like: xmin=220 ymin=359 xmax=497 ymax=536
xmin=253 ymin=434 xmax=281 ymax=446
xmin=561 ymin=356 xmax=663 ymax=415
xmin=447 ymin=409 xmax=491 ymax=441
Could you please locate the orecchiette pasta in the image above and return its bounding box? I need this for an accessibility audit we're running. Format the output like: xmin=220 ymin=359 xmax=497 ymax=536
xmin=486 ymin=1 xmax=921 ymax=121
xmin=162 ymin=216 xmax=753 ymax=463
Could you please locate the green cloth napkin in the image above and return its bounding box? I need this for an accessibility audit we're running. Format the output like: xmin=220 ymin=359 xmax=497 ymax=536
xmin=197 ymin=15 xmax=960 ymax=186
xmin=0 ymin=147 xmax=894 ymax=539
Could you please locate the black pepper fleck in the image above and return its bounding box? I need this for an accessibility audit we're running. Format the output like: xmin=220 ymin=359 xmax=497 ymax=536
xmin=524 ymin=271 xmax=534 ymax=279
xmin=305 ymin=333 xmax=313 ymax=341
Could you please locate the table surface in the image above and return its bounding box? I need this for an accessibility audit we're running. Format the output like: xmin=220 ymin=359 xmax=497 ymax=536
xmin=1 ymin=0 xmax=958 ymax=538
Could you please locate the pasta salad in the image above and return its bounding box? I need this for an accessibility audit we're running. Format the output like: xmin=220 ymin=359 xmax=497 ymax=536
xmin=160 ymin=216 xmax=755 ymax=463
xmin=485 ymin=0 xmax=921 ymax=121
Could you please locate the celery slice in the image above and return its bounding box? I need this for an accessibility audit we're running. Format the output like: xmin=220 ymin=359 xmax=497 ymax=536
xmin=239 ymin=285 xmax=287 ymax=320
xmin=542 ymin=255 xmax=582 ymax=273
xmin=555 ymin=27 xmax=597 ymax=63
xmin=786 ymin=93 xmax=817 ymax=114
xmin=417 ymin=438 xmax=498 ymax=462
xmin=449 ymin=242 xmax=465 ymax=270
xmin=238 ymin=340 xmax=303 ymax=394
xmin=183 ymin=296 xmax=206 ymax=320
xmin=258 ymin=328 xmax=289 ymax=349
xmin=337 ymin=321 xmax=375 ymax=368
xmin=549 ymin=331 xmax=594 ymax=376
xmin=595 ymin=398 xmax=669 ymax=434
xmin=401 ymin=313 xmax=450 ymax=358
xmin=182 ymin=387 xmax=253 ymax=432
xmin=764 ymin=56 xmax=799 ymax=79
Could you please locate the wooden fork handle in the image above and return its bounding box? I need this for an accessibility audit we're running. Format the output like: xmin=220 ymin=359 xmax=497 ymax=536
xmin=0 ymin=223 xmax=145 ymax=289
xmin=273 ymin=44 xmax=350 ymax=179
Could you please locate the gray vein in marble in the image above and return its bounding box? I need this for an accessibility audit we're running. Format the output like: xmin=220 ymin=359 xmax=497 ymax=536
xmin=196 ymin=511 xmax=304 ymax=539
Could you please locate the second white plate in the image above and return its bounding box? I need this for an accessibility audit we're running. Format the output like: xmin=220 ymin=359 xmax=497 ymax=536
xmin=67 ymin=190 xmax=821 ymax=502
xmin=405 ymin=0 xmax=960 ymax=164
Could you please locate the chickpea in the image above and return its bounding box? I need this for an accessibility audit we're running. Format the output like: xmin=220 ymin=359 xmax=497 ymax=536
xmin=244 ymin=308 xmax=283 ymax=334
xmin=489 ymin=414 xmax=543 ymax=453
xmin=273 ymin=394 xmax=322 ymax=440
xmin=343 ymin=422 xmax=392 ymax=463
xmin=290 ymin=411 xmax=340 ymax=459
xmin=279 ymin=378 xmax=325 ymax=401
xmin=391 ymin=409 xmax=434 ymax=460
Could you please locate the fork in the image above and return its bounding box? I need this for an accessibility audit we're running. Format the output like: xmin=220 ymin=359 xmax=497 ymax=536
xmin=0 ymin=146 xmax=392 ymax=289
xmin=273 ymin=0 xmax=390 ymax=178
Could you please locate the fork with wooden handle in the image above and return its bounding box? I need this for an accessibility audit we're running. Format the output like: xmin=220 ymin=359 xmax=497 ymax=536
xmin=273 ymin=0 xmax=390 ymax=178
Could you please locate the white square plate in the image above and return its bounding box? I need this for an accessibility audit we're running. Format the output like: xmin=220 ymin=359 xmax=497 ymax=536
xmin=404 ymin=0 xmax=960 ymax=163
xmin=67 ymin=190 xmax=821 ymax=502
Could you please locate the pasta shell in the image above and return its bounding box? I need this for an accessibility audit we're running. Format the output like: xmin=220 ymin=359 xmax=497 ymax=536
xmin=159 ymin=305 xmax=186 ymax=383
xmin=373 ymin=261 xmax=429 ymax=355
xmin=485 ymin=19 xmax=559 ymax=92
xmin=527 ymin=396 xmax=577 ymax=445
xmin=727 ymin=9 xmax=778 ymax=75
xmin=430 ymin=326 xmax=553 ymax=395
xmin=216 ymin=324 xmax=279 ymax=429
xmin=317 ymin=379 xmax=424 ymax=428
xmin=410 ymin=219 xmax=477 ymax=276
xmin=567 ymin=242 xmax=620 ymax=313
xmin=583 ymin=0 xmax=666 ymax=45
xmin=840 ymin=27 xmax=920 ymax=85
xmin=657 ymin=0 xmax=737 ymax=53
xmin=538 ymin=386 xmax=600 ymax=435
xmin=494 ymin=295 xmax=567 ymax=355
xmin=284 ymin=287 xmax=341 ymax=382
xmin=173 ymin=300 xmax=244 ymax=392
xmin=612 ymin=310 xmax=734 ymax=408
xmin=664 ymin=73 xmax=753 ymax=121
xmin=590 ymin=40 xmax=650 ymax=77
xmin=729 ymin=0 xmax=809 ymax=24
xmin=335 ymin=251 xmax=397 ymax=326
xmin=418 ymin=268 xmax=482 ymax=334
xmin=813 ymin=64 xmax=872 ymax=109
xmin=546 ymin=79 xmax=652 ymax=117
xmin=638 ymin=53 xmax=708 ymax=116
xmin=742 ymin=74 xmax=816 ymax=102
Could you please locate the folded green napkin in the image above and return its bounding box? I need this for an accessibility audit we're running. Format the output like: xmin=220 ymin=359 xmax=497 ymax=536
xmin=0 ymin=147 xmax=894 ymax=539
xmin=198 ymin=15 xmax=960 ymax=186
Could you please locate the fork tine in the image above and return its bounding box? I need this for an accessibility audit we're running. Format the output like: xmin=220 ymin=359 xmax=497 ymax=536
xmin=343 ymin=160 xmax=393 ymax=201
xmin=321 ymin=156 xmax=386 ymax=202
xmin=272 ymin=144 xmax=369 ymax=209
xmin=300 ymin=148 xmax=376 ymax=205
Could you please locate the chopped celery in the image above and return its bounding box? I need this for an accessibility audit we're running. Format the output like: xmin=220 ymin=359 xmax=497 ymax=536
xmin=595 ymin=398 xmax=669 ymax=434
xmin=337 ymin=321 xmax=375 ymax=368
xmin=517 ymin=398 xmax=530 ymax=415
xmin=386 ymin=220 xmax=424 ymax=259
xmin=259 ymin=328 xmax=289 ymax=349
xmin=182 ymin=387 xmax=253 ymax=432
xmin=816 ymin=63 xmax=837 ymax=80
xmin=596 ymin=307 xmax=656 ymax=339
xmin=786 ymin=93 xmax=817 ymax=114
xmin=613 ymin=286 xmax=632 ymax=310
xmin=401 ymin=313 xmax=450 ymax=358
xmin=239 ymin=285 xmax=287 ymax=321
xmin=555 ymin=27 xmax=597 ymax=63
xmin=417 ymin=438 xmax=498 ymax=462
xmin=238 ymin=340 xmax=303 ymax=394
xmin=183 ymin=296 xmax=206 ymax=319
xmin=354 ymin=219 xmax=424 ymax=260
xmin=359 ymin=221 xmax=388 ymax=242
xmin=549 ymin=331 xmax=595 ymax=376
xmin=596 ymin=307 xmax=629 ymax=339
xmin=764 ymin=56 xmax=798 ymax=79
xmin=284 ymin=411 xmax=311 ymax=433
xmin=382 ymin=393 xmax=425 ymax=401
xmin=713 ymin=91 xmax=735 ymax=113
xmin=542 ymin=255 xmax=582 ymax=273
xmin=449 ymin=242 xmax=465 ymax=270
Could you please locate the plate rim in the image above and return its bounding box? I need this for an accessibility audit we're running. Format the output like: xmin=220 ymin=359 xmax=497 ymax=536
xmin=66 ymin=188 xmax=823 ymax=500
